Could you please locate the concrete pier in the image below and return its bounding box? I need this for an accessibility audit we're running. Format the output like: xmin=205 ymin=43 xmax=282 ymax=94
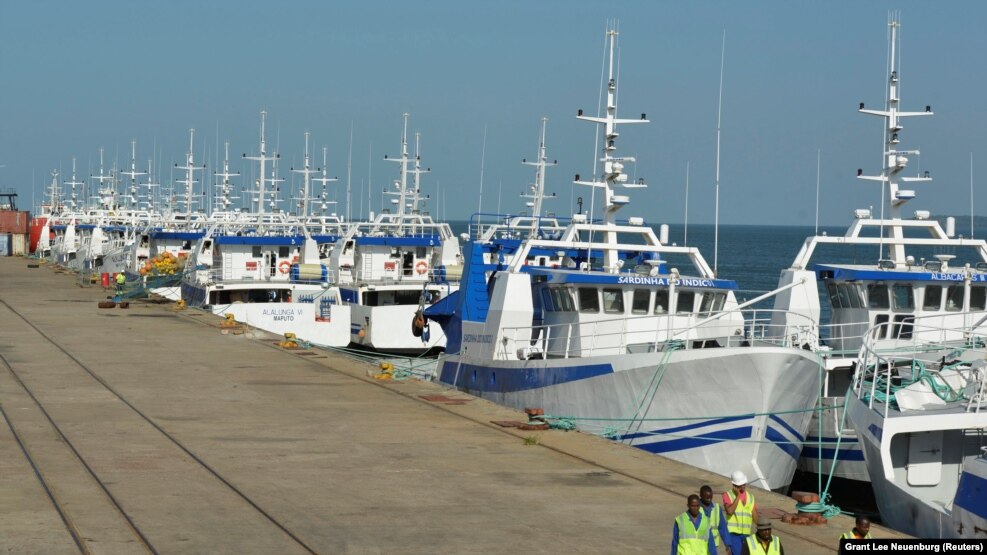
xmin=0 ymin=257 xmax=907 ymax=554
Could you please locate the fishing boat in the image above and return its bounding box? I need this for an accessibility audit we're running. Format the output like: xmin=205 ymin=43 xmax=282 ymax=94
xmin=847 ymin=312 xmax=987 ymax=537
xmin=771 ymin=15 xmax=987 ymax=484
xmin=424 ymin=28 xmax=822 ymax=491
xmin=181 ymin=112 xmax=352 ymax=348
xmin=329 ymin=114 xmax=462 ymax=354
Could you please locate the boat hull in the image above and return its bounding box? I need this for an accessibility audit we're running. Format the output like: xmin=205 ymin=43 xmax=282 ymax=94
xmin=438 ymin=346 xmax=821 ymax=491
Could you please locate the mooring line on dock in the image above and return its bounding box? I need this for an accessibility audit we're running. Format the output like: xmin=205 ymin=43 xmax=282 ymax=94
xmin=0 ymin=298 xmax=320 ymax=555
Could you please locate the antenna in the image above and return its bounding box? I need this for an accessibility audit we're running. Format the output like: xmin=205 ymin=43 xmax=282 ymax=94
xmin=290 ymin=131 xmax=320 ymax=218
xmin=713 ymin=29 xmax=726 ymax=278
xmin=972 ymin=152 xmax=976 ymax=238
xmin=213 ymin=141 xmax=240 ymax=214
xmin=477 ymin=123 xmax=487 ymax=235
xmin=174 ymin=128 xmax=205 ymax=218
xmin=684 ymin=161 xmax=690 ymax=246
xmin=815 ymin=149 xmax=821 ymax=235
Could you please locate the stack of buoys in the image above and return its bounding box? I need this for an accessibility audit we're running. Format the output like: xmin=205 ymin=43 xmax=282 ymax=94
xmin=139 ymin=251 xmax=188 ymax=276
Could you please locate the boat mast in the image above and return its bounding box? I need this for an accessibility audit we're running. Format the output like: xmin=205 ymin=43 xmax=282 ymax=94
xmin=857 ymin=14 xmax=933 ymax=263
xmin=290 ymin=131 xmax=319 ymax=218
xmin=575 ymin=27 xmax=649 ymax=270
xmin=63 ymin=158 xmax=84 ymax=212
xmin=119 ymin=140 xmax=146 ymax=211
xmin=91 ymin=147 xmax=116 ymax=211
xmin=174 ymin=128 xmax=204 ymax=220
xmin=408 ymin=131 xmax=430 ymax=216
xmin=521 ymin=117 xmax=557 ymax=238
xmin=312 ymin=145 xmax=338 ymax=217
xmin=47 ymin=169 xmax=61 ymax=214
xmin=243 ymin=110 xmax=278 ymax=216
xmin=384 ymin=113 xmax=413 ymax=223
xmin=213 ymin=141 xmax=239 ymax=214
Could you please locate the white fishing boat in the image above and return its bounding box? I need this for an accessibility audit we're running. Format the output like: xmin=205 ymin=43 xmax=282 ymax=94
xmin=181 ymin=112 xmax=352 ymax=348
xmin=424 ymin=28 xmax=822 ymax=491
xmin=329 ymin=114 xmax=462 ymax=354
xmin=772 ymin=15 xmax=987 ymax=483
xmin=847 ymin=312 xmax=987 ymax=537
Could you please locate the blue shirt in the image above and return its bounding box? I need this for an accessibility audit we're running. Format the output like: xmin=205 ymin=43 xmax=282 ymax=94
xmin=670 ymin=511 xmax=718 ymax=555
xmin=701 ymin=501 xmax=731 ymax=547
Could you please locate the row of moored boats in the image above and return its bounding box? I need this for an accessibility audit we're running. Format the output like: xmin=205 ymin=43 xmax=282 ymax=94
xmin=29 ymin=20 xmax=987 ymax=539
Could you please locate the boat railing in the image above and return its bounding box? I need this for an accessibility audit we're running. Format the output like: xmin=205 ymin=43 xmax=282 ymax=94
xmin=852 ymin=311 xmax=987 ymax=418
xmin=498 ymin=308 xmax=818 ymax=361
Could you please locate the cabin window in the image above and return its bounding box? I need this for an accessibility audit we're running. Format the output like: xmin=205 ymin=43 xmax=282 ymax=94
xmin=578 ymin=287 xmax=600 ymax=313
xmin=872 ymin=314 xmax=890 ymax=339
xmin=892 ymin=315 xmax=914 ymax=339
xmin=867 ymin=284 xmax=890 ymax=310
xmin=252 ymin=246 xmax=262 ymax=257
xmin=631 ymin=290 xmax=650 ymax=314
xmin=602 ymin=289 xmax=624 ymax=314
xmin=946 ymin=285 xmax=964 ymax=312
xmin=836 ymin=284 xmax=852 ymax=309
xmin=654 ymin=290 xmax=669 ymax=314
xmin=923 ymin=285 xmax=942 ymax=310
xmin=279 ymin=247 xmax=290 ymax=258
xmin=712 ymin=292 xmax=727 ymax=312
xmin=826 ymin=282 xmax=842 ymax=309
xmin=892 ymin=285 xmax=914 ymax=311
xmin=698 ymin=292 xmax=715 ymax=316
xmin=970 ymin=286 xmax=987 ymax=311
xmin=677 ymin=291 xmax=695 ymax=314
xmin=553 ymin=287 xmax=575 ymax=312
xmin=541 ymin=288 xmax=555 ymax=312
xmin=840 ymin=283 xmax=864 ymax=308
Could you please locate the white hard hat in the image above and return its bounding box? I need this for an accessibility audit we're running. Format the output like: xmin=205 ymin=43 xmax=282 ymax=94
xmin=730 ymin=470 xmax=748 ymax=486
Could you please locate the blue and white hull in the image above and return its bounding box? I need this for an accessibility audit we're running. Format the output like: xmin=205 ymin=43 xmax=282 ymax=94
xmin=439 ymin=346 xmax=820 ymax=491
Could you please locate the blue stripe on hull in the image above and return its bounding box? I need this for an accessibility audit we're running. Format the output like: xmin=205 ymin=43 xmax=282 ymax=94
xmin=764 ymin=426 xmax=801 ymax=460
xmin=799 ymin=445 xmax=865 ymax=462
xmin=439 ymin=360 xmax=613 ymax=392
xmin=634 ymin=426 xmax=753 ymax=454
xmin=769 ymin=414 xmax=805 ymax=442
xmin=954 ymin=467 xmax=987 ymax=521
xmin=620 ymin=415 xmax=752 ymax=441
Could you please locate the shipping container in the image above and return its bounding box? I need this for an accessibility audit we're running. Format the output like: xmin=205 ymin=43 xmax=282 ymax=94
xmin=11 ymin=233 xmax=27 ymax=255
xmin=0 ymin=234 xmax=11 ymax=256
xmin=0 ymin=211 xmax=30 ymax=234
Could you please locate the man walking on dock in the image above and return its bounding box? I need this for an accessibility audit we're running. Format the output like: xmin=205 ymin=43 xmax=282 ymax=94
xmin=700 ymin=485 xmax=731 ymax=554
xmin=670 ymin=494 xmax=717 ymax=554
xmin=722 ymin=471 xmax=757 ymax=555
xmin=741 ymin=517 xmax=783 ymax=555
xmin=114 ymin=272 xmax=126 ymax=296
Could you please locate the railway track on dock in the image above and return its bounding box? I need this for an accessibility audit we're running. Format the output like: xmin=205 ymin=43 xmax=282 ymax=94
xmin=0 ymin=299 xmax=318 ymax=554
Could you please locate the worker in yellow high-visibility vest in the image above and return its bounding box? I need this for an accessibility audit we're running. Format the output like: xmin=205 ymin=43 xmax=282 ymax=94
xmin=670 ymin=494 xmax=717 ymax=554
xmin=722 ymin=470 xmax=757 ymax=555
xmin=841 ymin=516 xmax=873 ymax=540
xmin=742 ymin=517 xmax=784 ymax=555
xmin=699 ymin=485 xmax=731 ymax=553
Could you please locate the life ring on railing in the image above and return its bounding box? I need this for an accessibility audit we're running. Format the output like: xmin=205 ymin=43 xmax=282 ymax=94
xmin=278 ymin=260 xmax=291 ymax=275
xmin=415 ymin=260 xmax=429 ymax=275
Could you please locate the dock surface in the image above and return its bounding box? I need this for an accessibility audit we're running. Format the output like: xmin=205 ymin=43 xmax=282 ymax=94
xmin=0 ymin=257 xmax=908 ymax=554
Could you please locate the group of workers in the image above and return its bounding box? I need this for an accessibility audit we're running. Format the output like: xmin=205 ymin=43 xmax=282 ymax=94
xmin=670 ymin=470 xmax=873 ymax=554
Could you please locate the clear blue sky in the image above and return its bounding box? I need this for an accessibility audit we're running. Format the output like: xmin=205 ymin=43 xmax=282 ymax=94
xmin=1 ymin=1 xmax=985 ymax=226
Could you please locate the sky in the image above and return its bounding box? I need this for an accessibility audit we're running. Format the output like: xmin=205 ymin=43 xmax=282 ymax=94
xmin=1 ymin=1 xmax=986 ymax=226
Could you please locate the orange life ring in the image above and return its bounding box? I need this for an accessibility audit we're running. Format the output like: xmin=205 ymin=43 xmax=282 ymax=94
xmin=415 ymin=260 xmax=428 ymax=275
xmin=278 ymin=260 xmax=291 ymax=275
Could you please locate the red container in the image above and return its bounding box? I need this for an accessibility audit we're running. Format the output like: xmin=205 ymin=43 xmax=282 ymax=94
xmin=28 ymin=216 xmax=47 ymax=253
xmin=0 ymin=211 xmax=29 ymax=234
xmin=101 ymin=273 xmax=110 ymax=288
